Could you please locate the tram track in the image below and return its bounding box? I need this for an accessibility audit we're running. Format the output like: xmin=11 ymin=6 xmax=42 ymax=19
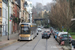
xmin=32 ymin=37 xmax=49 ymax=50
xmin=16 ymin=41 xmax=29 ymax=50
xmin=32 ymin=38 xmax=41 ymax=50
xmin=46 ymin=39 xmax=48 ymax=50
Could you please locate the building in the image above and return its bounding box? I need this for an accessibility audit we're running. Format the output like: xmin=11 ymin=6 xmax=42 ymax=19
xmin=9 ymin=0 xmax=14 ymax=35
xmin=20 ymin=0 xmax=25 ymax=22
xmin=1 ymin=0 xmax=14 ymax=36
xmin=0 ymin=0 xmax=2 ymax=36
xmin=12 ymin=0 xmax=20 ymax=33
xmin=2 ymin=0 xmax=8 ymax=36
xmin=24 ymin=8 xmax=29 ymax=22
xmin=25 ymin=0 xmax=32 ymax=23
xmin=20 ymin=0 xmax=31 ymax=23
xmin=41 ymin=10 xmax=49 ymax=18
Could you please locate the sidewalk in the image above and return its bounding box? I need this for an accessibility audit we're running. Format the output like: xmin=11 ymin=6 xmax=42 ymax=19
xmin=0 ymin=33 xmax=18 ymax=49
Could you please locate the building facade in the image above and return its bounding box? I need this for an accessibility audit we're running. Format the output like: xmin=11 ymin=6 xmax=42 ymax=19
xmin=0 ymin=0 xmax=2 ymax=36
xmin=20 ymin=0 xmax=25 ymax=22
xmin=12 ymin=0 xmax=20 ymax=33
xmin=25 ymin=0 xmax=32 ymax=23
xmin=2 ymin=0 xmax=8 ymax=36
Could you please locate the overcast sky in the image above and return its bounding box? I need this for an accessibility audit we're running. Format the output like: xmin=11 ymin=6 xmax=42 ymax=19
xmin=31 ymin=0 xmax=54 ymax=6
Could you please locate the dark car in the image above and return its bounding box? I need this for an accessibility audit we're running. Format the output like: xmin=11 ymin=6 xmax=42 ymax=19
xmin=72 ymin=40 xmax=75 ymax=49
xmin=54 ymin=32 xmax=59 ymax=40
xmin=47 ymin=31 xmax=51 ymax=36
xmin=59 ymin=34 xmax=72 ymax=44
xmin=53 ymin=32 xmax=57 ymax=38
xmin=42 ymin=32 xmax=50 ymax=39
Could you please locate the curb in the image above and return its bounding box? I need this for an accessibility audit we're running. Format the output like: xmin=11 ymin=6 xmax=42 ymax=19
xmin=0 ymin=40 xmax=17 ymax=49
xmin=62 ymin=46 xmax=71 ymax=50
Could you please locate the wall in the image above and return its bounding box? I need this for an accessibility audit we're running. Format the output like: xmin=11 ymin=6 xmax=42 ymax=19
xmin=13 ymin=1 xmax=20 ymax=32
xmin=9 ymin=1 xmax=13 ymax=34
xmin=2 ymin=2 xmax=8 ymax=36
xmin=0 ymin=0 xmax=2 ymax=36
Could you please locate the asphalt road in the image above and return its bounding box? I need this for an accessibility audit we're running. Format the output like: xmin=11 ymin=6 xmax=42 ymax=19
xmin=1 ymin=29 xmax=63 ymax=50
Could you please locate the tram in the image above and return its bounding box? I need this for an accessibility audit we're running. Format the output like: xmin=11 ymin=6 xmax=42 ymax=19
xmin=18 ymin=23 xmax=38 ymax=40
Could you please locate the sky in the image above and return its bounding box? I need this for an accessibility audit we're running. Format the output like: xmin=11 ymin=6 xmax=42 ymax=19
xmin=31 ymin=0 xmax=54 ymax=6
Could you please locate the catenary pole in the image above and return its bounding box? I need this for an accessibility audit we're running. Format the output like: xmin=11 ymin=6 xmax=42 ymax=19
xmin=8 ymin=0 xmax=9 ymax=40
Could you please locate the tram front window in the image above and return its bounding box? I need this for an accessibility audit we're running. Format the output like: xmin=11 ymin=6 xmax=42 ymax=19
xmin=21 ymin=27 xmax=30 ymax=34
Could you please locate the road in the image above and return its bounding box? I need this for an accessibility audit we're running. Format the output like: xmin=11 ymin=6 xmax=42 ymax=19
xmin=1 ymin=29 xmax=62 ymax=50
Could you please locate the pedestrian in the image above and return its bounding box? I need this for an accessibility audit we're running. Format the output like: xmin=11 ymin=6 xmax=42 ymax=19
xmin=61 ymin=41 xmax=64 ymax=45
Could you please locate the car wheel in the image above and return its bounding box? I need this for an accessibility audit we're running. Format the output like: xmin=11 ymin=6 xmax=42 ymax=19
xmin=37 ymin=33 xmax=38 ymax=35
xmin=42 ymin=36 xmax=43 ymax=39
xmin=69 ymin=42 xmax=72 ymax=44
xmin=59 ymin=41 xmax=61 ymax=45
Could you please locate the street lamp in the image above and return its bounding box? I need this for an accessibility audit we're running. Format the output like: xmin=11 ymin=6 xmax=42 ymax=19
xmin=8 ymin=0 xmax=9 ymax=40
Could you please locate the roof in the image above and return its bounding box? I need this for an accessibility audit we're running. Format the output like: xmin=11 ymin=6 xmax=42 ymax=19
xmin=58 ymin=32 xmax=68 ymax=36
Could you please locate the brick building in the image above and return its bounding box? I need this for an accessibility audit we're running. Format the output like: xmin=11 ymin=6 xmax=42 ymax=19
xmin=12 ymin=0 xmax=20 ymax=33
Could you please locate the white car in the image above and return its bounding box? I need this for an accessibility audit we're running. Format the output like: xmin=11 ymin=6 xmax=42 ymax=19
xmin=37 ymin=28 xmax=42 ymax=32
xmin=41 ymin=26 xmax=44 ymax=29
xmin=57 ymin=32 xmax=68 ymax=43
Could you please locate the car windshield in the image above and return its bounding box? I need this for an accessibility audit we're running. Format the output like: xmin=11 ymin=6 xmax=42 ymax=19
xmin=44 ymin=33 xmax=47 ymax=34
xmin=61 ymin=34 xmax=68 ymax=37
xmin=47 ymin=31 xmax=50 ymax=33
xmin=38 ymin=28 xmax=41 ymax=29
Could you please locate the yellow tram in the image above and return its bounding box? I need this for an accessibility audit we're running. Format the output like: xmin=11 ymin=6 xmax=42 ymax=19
xmin=18 ymin=23 xmax=38 ymax=40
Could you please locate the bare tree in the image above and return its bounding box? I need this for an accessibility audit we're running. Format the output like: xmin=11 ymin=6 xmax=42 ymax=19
xmin=50 ymin=0 xmax=72 ymax=30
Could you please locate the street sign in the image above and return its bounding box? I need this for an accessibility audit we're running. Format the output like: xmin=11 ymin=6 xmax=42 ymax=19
xmin=62 ymin=26 xmax=64 ymax=28
xmin=9 ymin=20 xmax=11 ymax=21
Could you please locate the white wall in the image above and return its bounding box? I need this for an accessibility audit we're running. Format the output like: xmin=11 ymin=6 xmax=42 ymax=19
xmin=2 ymin=2 xmax=13 ymax=36
xmin=9 ymin=2 xmax=13 ymax=34
xmin=2 ymin=2 xmax=8 ymax=36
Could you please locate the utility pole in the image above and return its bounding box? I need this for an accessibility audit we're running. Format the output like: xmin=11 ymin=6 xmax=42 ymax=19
xmin=66 ymin=0 xmax=71 ymax=48
xmin=67 ymin=0 xmax=70 ymax=32
xmin=8 ymin=0 xmax=9 ymax=40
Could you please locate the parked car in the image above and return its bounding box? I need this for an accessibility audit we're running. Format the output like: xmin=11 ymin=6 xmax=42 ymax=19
xmin=37 ymin=28 xmax=42 ymax=32
xmin=57 ymin=33 xmax=72 ymax=44
xmin=42 ymin=31 xmax=50 ymax=39
xmin=72 ymin=40 xmax=75 ymax=50
xmin=41 ymin=26 xmax=44 ymax=29
xmin=57 ymin=32 xmax=68 ymax=43
xmin=54 ymin=32 xmax=59 ymax=40
xmin=38 ymin=26 xmax=44 ymax=29
xmin=46 ymin=31 xmax=51 ymax=36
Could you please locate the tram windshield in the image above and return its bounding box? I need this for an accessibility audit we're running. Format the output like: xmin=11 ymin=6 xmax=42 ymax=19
xmin=20 ymin=24 xmax=30 ymax=34
xmin=20 ymin=27 xmax=30 ymax=34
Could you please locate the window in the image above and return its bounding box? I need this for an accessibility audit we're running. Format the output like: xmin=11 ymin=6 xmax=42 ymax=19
xmin=30 ymin=4 xmax=32 ymax=7
xmin=0 ymin=8 xmax=2 ymax=16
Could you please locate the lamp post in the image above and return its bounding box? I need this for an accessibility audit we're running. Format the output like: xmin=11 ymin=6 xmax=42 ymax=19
xmin=8 ymin=0 xmax=9 ymax=40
